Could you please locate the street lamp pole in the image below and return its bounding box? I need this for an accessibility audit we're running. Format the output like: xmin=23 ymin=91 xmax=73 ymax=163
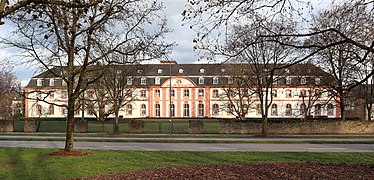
xmin=169 ymin=61 xmax=173 ymax=135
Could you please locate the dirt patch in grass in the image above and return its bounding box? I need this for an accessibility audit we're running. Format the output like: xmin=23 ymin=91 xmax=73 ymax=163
xmin=48 ymin=151 xmax=91 ymax=157
xmin=71 ymin=162 xmax=374 ymax=179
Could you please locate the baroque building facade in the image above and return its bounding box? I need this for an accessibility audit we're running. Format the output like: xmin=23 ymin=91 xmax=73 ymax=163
xmin=24 ymin=62 xmax=340 ymax=119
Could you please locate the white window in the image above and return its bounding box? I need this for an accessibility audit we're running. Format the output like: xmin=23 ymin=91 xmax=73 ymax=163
xmin=155 ymin=90 xmax=160 ymax=97
xmin=141 ymin=104 xmax=146 ymax=115
xmin=155 ymin=77 xmax=161 ymax=85
xmin=127 ymin=78 xmax=133 ymax=85
xmin=184 ymin=89 xmax=189 ymax=97
xmin=213 ymin=89 xmax=219 ymax=98
xmin=198 ymin=104 xmax=204 ymax=117
xmin=158 ymin=69 xmax=163 ymax=74
xmin=170 ymin=90 xmax=175 ymax=97
xmin=184 ymin=104 xmax=189 ymax=117
xmin=286 ymin=76 xmax=291 ymax=85
xmin=179 ymin=69 xmax=184 ymax=74
xmin=49 ymin=79 xmax=54 ymax=86
xmin=37 ymin=79 xmax=43 ymax=86
xmin=212 ymin=104 xmax=219 ymax=115
xmin=170 ymin=104 xmax=175 ymax=117
xmin=198 ymin=77 xmax=205 ymax=84
xmin=141 ymin=77 xmax=146 ymax=85
xmin=213 ymin=77 xmax=219 ymax=84
xmin=200 ymin=69 xmax=205 ymax=73
xmin=155 ymin=104 xmax=160 ymax=117
xmin=198 ymin=89 xmax=204 ymax=97
xmin=300 ymin=77 xmax=306 ymax=85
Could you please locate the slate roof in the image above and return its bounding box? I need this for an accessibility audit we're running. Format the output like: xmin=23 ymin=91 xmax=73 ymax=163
xmin=25 ymin=63 xmax=329 ymax=88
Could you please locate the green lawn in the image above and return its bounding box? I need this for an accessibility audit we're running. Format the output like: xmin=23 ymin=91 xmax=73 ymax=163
xmin=0 ymin=147 xmax=373 ymax=179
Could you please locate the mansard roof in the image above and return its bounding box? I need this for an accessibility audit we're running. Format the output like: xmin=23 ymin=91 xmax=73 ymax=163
xmin=25 ymin=63 xmax=329 ymax=88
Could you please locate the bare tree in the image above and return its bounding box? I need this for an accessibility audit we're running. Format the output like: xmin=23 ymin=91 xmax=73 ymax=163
xmin=183 ymin=1 xmax=373 ymax=62
xmin=307 ymin=2 xmax=374 ymax=120
xmin=219 ymin=71 xmax=255 ymax=120
xmin=103 ymin=64 xmax=138 ymax=134
xmin=1 ymin=0 xmax=172 ymax=151
xmin=222 ymin=18 xmax=296 ymax=135
xmin=0 ymin=0 xmax=103 ymax=24
xmin=184 ymin=0 xmax=373 ymax=121
xmin=0 ymin=61 xmax=17 ymax=120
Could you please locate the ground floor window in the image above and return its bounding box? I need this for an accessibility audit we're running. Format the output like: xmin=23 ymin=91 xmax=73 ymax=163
xmin=155 ymin=104 xmax=160 ymax=117
xmin=212 ymin=104 xmax=219 ymax=115
xmin=198 ymin=104 xmax=204 ymax=117
xmin=184 ymin=104 xmax=189 ymax=117
xmin=285 ymin=104 xmax=292 ymax=116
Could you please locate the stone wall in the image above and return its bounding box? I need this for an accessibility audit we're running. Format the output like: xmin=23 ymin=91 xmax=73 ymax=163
xmin=0 ymin=121 xmax=13 ymax=133
xmin=74 ymin=120 xmax=88 ymax=133
xmin=129 ymin=120 xmax=145 ymax=133
xmin=188 ymin=120 xmax=203 ymax=134
xmin=24 ymin=120 xmax=37 ymax=132
xmin=219 ymin=120 xmax=374 ymax=134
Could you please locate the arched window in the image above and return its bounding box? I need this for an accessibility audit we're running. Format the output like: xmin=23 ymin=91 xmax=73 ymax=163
xmin=170 ymin=104 xmax=175 ymax=117
xmin=48 ymin=104 xmax=54 ymax=115
xmin=227 ymin=104 xmax=233 ymax=114
xmin=127 ymin=104 xmax=132 ymax=115
xmin=155 ymin=104 xmax=160 ymax=117
xmin=315 ymin=104 xmax=322 ymax=116
xmin=212 ymin=104 xmax=219 ymax=115
xmin=198 ymin=77 xmax=204 ymax=84
xmin=36 ymin=104 xmax=42 ymax=116
xmin=271 ymin=104 xmax=277 ymax=116
xmin=286 ymin=90 xmax=292 ymax=98
xmin=285 ymin=104 xmax=292 ymax=116
xmin=327 ymin=104 xmax=334 ymax=116
xmin=213 ymin=77 xmax=219 ymax=84
xmin=300 ymin=103 xmax=306 ymax=116
xmin=155 ymin=77 xmax=161 ymax=85
xmin=141 ymin=104 xmax=146 ymax=115
xmin=198 ymin=104 xmax=204 ymax=117
xmin=184 ymin=104 xmax=189 ymax=117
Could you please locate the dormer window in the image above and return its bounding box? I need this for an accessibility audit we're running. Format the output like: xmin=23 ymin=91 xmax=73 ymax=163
xmin=37 ymin=79 xmax=43 ymax=86
xmin=127 ymin=78 xmax=133 ymax=85
xmin=221 ymin=69 xmax=225 ymax=73
xmin=213 ymin=77 xmax=219 ymax=84
xmin=198 ymin=77 xmax=204 ymax=84
xmin=179 ymin=69 xmax=184 ymax=74
xmin=200 ymin=69 xmax=205 ymax=73
xmin=286 ymin=76 xmax=291 ymax=85
xmin=300 ymin=77 xmax=306 ymax=85
xmin=155 ymin=77 xmax=161 ymax=85
xmin=141 ymin=77 xmax=146 ymax=85
xmin=49 ymin=79 xmax=54 ymax=86
xmin=285 ymin=68 xmax=290 ymax=73
xmin=315 ymin=77 xmax=321 ymax=85
xmin=157 ymin=69 xmax=163 ymax=74
xmin=137 ymin=69 xmax=143 ymax=74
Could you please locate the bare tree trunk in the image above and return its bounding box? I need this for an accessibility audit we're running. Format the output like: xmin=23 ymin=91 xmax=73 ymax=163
xmin=113 ymin=110 xmax=119 ymax=134
xmin=262 ymin=115 xmax=268 ymax=136
xmin=64 ymin=98 xmax=75 ymax=152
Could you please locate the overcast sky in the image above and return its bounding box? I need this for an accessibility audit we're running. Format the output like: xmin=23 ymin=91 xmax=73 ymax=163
xmin=0 ymin=0 xmax=200 ymax=86
xmin=0 ymin=0 xmax=335 ymax=86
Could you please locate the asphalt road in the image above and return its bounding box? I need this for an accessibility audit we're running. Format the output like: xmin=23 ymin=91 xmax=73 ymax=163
xmin=0 ymin=140 xmax=374 ymax=152
xmin=1 ymin=135 xmax=374 ymax=142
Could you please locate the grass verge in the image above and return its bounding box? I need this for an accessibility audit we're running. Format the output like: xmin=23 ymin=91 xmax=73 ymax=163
xmin=0 ymin=147 xmax=373 ymax=179
xmin=1 ymin=137 xmax=374 ymax=144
